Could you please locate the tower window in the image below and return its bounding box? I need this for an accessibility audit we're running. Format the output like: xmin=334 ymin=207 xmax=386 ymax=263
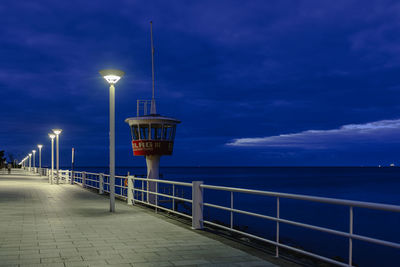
xmin=130 ymin=125 xmax=139 ymax=140
xmin=139 ymin=124 xmax=149 ymax=140
xmin=151 ymin=124 xmax=162 ymax=140
xmin=162 ymin=124 xmax=173 ymax=140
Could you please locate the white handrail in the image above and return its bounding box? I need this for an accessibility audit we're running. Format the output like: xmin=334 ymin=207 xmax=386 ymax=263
xmin=201 ymin=184 xmax=400 ymax=212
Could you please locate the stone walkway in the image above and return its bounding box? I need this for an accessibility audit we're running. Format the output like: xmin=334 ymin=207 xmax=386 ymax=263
xmin=0 ymin=170 xmax=295 ymax=267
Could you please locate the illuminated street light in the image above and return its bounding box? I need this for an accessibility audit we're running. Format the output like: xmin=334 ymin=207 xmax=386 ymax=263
xmin=99 ymin=69 xmax=125 ymax=212
xmin=28 ymin=153 xmax=32 ymax=172
xmin=20 ymin=156 xmax=28 ymax=169
xmin=32 ymin=150 xmax=36 ymax=173
xmin=49 ymin=133 xmax=56 ymax=184
xmin=52 ymin=129 xmax=62 ymax=184
xmin=38 ymin=145 xmax=43 ymax=173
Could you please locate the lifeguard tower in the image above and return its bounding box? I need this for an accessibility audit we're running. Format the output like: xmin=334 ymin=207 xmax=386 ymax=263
xmin=125 ymin=22 xmax=180 ymax=203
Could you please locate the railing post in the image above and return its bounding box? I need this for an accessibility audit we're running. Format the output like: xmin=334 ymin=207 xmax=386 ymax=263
xmin=99 ymin=173 xmax=104 ymax=194
xmin=146 ymin=180 xmax=149 ymax=204
xmin=142 ymin=180 xmax=144 ymax=202
xmin=71 ymin=169 xmax=74 ymax=185
xmin=155 ymin=182 xmax=158 ymax=213
xmin=349 ymin=206 xmax=353 ymax=266
xmin=127 ymin=176 xmax=134 ymax=205
xmin=276 ymin=197 xmax=280 ymax=258
xmin=192 ymin=181 xmax=204 ymax=230
xmin=82 ymin=172 xmax=86 ymax=188
xmin=172 ymin=184 xmax=175 ymax=211
xmin=230 ymin=191 xmax=234 ymax=229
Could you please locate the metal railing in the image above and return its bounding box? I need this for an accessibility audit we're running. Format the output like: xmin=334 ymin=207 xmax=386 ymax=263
xmin=127 ymin=176 xmax=193 ymax=220
xmin=46 ymin=169 xmax=71 ymax=183
xmin=41 ymin=168 xmax=400 ymax=266
xmin=200 ymin=184 xmax=400 ymax=267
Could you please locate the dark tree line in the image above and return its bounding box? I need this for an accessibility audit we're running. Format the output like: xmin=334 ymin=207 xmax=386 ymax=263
xmin=0 ymin=150 xmax=18 ymax=168
xmin=0 ymin=150 xmax=5 ymax=168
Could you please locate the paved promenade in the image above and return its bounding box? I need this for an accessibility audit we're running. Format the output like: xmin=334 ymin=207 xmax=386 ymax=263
xmin=0 ymin=170 xmax=294 ymax=267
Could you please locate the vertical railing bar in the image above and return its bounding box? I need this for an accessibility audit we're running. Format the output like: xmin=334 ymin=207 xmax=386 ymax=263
xmin=276 ymin=197 xmax=280 ymax=258
xmin=172 ymin=184 xmax=175 ymax=211
xmin=142 ymin=180 xmax=144 ymax=202
xmin=349 ymin=206 xmax=353 ymax=266
xmin=155 ymin=182 xmax=158 ymax=213
xmin=230 ymin=191 xmax=234 ymax=229
xmin=147 ymin=180 xmax=149 ymax=203
xmin=133 ymin=178 xmax=135 ymax=200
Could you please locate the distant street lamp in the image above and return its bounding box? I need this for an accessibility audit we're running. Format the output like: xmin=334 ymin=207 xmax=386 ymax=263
xmin=38 ymin=145 xmax=43 ymax=174
xmin=99 ymin=69 xmax=125 ymax=213
xmin=52 ymin=129 xmax=62 ymax=185
xmin=32 ymin=150 xmax=36 ymax=173
xmin=28 ymin=153 xmax=32 ymax=172
xmin=48 ymin=134 xmax=56 ymax=184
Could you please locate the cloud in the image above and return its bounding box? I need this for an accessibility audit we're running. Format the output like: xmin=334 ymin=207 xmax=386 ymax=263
xmin=227 ymin=119 xmax=400 ymax=148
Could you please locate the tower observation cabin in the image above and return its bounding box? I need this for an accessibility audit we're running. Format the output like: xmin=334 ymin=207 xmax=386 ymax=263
xmin=125 ymin=105 xmax=180 ymax=156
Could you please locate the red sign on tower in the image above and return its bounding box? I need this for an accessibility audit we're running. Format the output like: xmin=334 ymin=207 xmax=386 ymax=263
xmin=132 ymin=140 xmax=174 ymax=156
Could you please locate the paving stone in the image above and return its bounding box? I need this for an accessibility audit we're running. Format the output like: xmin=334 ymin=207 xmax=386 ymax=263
xmin=65 ymin=260 xmax=108 ymax=267
xmin=132 ymin=262 xmax=174 ymax=267
xmin=20 ymin=263 xmax=65 ymax=267
xmin=40 ymin=257 xmax=64 ymax=263
xmin=172 ymin=259 xmax=212 ymax=265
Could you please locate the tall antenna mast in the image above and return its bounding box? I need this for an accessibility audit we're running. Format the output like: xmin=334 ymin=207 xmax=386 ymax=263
xmin=150 ymin=21 xmax=157 ymax=115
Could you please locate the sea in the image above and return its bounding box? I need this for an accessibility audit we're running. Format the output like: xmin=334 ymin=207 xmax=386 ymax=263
xmin=71 ymin=166 xmax=400 ymax=266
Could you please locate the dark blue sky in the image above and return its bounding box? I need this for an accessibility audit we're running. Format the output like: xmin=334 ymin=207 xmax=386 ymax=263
xmin=1 ymin=0 xmax=400 ymax=166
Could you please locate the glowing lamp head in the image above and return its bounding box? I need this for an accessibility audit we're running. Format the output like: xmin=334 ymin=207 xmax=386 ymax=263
xmin=52 ymin=129 xmax=62 ymax=135
xmin=38 ymin=144 xmax=43 ymax=149
xmin=29 ymin=153 xmax=32 ymax=157
xmin=48 ymin=133 xmax=56 ymax=139
xmin=32 ymin=150 xmax=36 ymax=153
xmin=99 ymin=69 xmax=125 ymax=84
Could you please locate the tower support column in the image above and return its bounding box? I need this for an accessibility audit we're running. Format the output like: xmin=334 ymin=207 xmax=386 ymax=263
xmin=146 ymin=155 xmax=160 ymax=204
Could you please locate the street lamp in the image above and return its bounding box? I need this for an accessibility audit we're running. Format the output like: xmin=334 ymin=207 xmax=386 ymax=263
xmin=28 ymin=153 xmax=32 ymax=172
xmin=32 ymin=150 xmax=36 ymax=173
xmin=99 ymin=69 xmax=125 ymax=212
xmin=48 ymin=134 xmax=56 ymax=184
xmin=52 ymin=129 xmax=62 ymax=185
xmin=38 ymin=145 xmax=43 ymax=174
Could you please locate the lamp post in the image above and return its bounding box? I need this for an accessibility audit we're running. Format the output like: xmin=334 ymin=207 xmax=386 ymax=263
xmin=38 ymin=145 xmax=43 ymax=175
xmin=99 ymin=69 xmax=125 ymax=213
xmin=48 ymin=134 xmax=55 ymax=184
xmin=32 ymin=150 xmax=36 ymax=173
xmin=52 ymin=129 xmax=62 ymax=185
xmin=28 ymin=153 xmax=32 ymax=172
xmin=22 ymin=157 xmax=26 ymax=169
